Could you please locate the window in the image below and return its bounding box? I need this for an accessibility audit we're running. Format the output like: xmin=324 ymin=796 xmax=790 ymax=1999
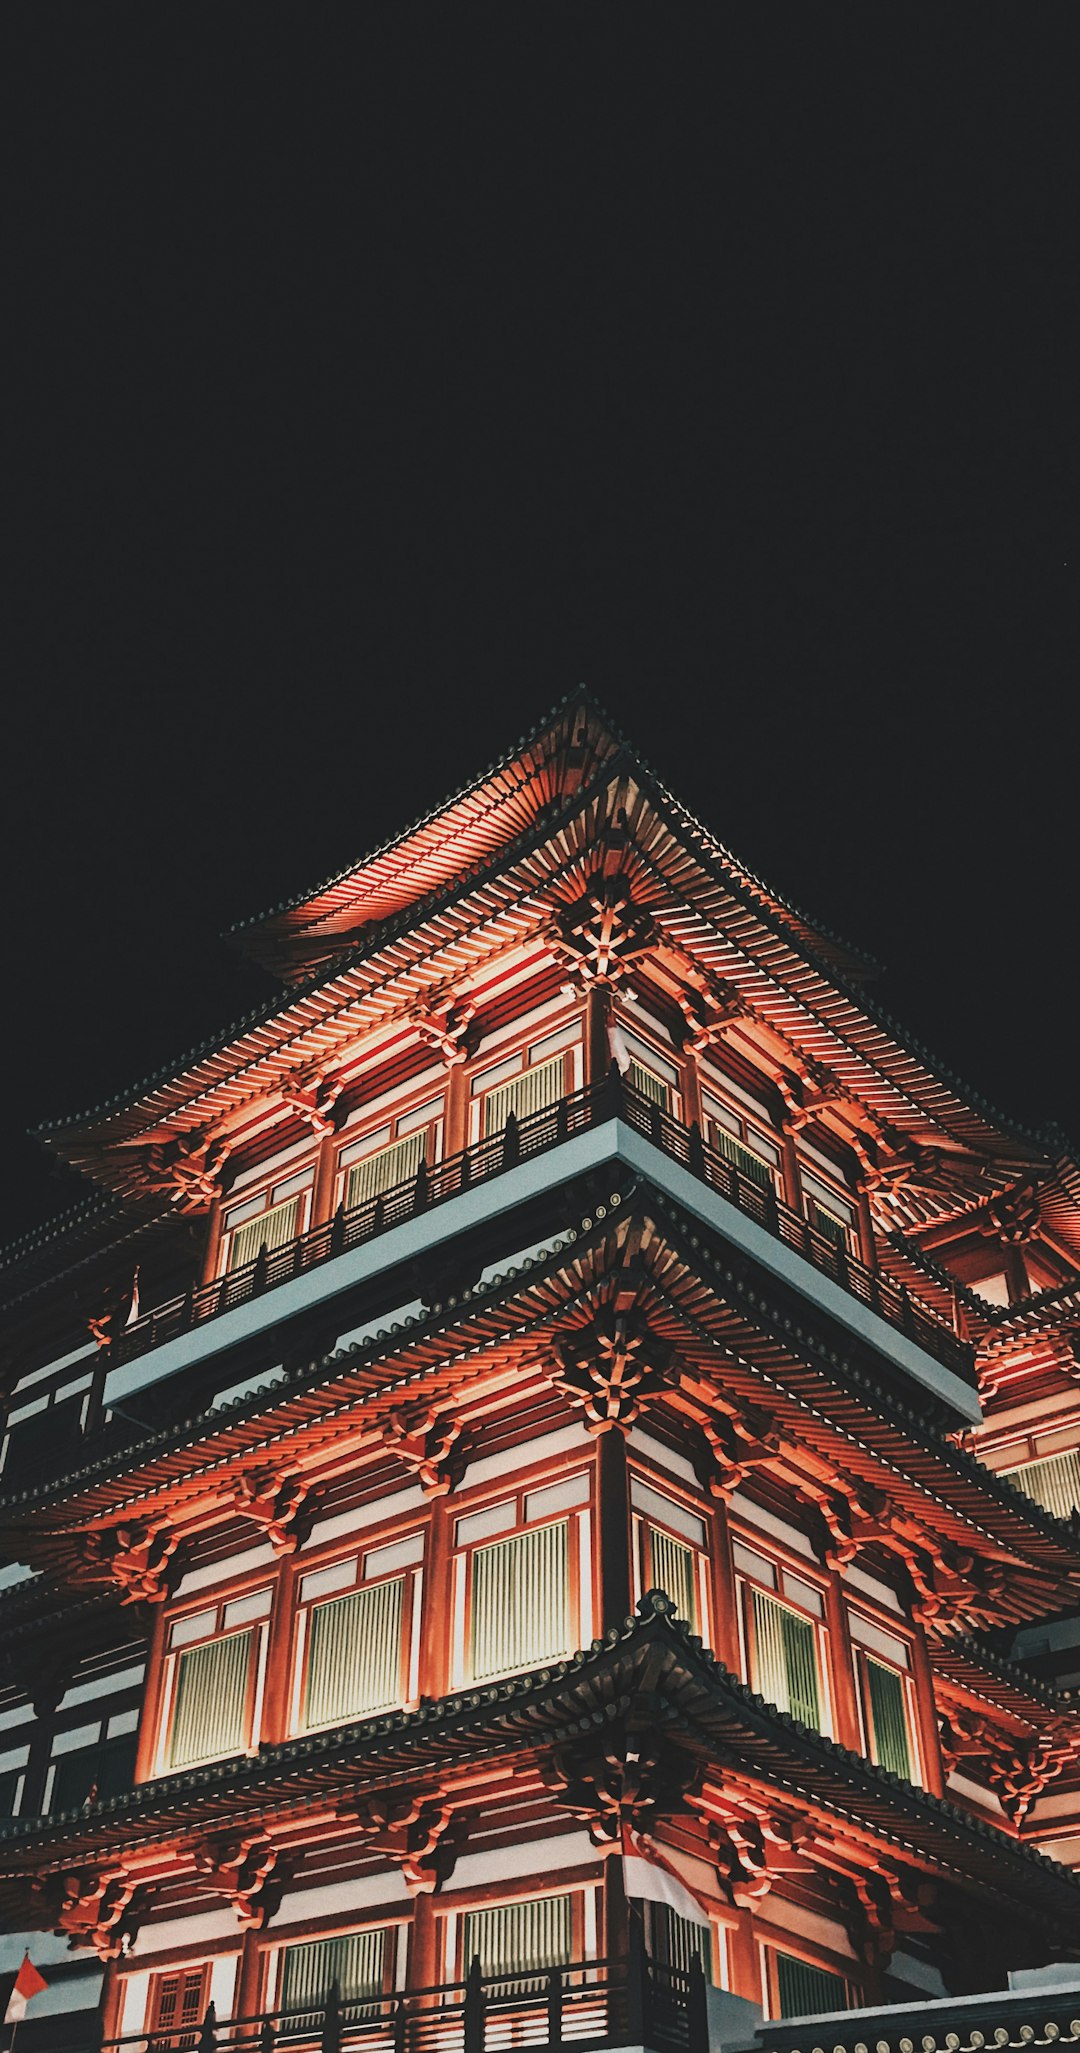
xmin=701 ymin=1093 xmax=781 ymax=1194
xmin=158 ymin=1589 xmax=271 ymax=1771
xmin=771 ymin=1951 xmax=847 ymax=2019
xmin=148 ymin=1966 xmax=210 ymax=2048
xmin=220 ymin=1169 xmax=313 ymax=1276
xmin=630 ymin=1477 xmax=710 ymax=1636
xmin=470 ymin=1024 xmax=582 ymax=1144
xmin=0 ymin=1765 xmax=25 ymax=1819
xmin=734 ymin=1540 xmax=829 ymax=1733
xmin=49 ymin=1732 xmax=136 ymax=1813
xmin=454 ymin=1472 xmax=591 ymax=1685
xmin=848 ymin=1612 xmax=918 ymax=1782
xmin=1 ymin=1372 xmax=92 ymax=1478
xmin=280 ymin=1929 xmax=392 ymax=2014
xmin=292 ymin=1534 xmax=423 ymax=1732
xmin=800 ymin=1171 xmax=858 ymax=1257
xmin=647 ymin=1904 xmax=712 ymax=1981
xmin=1005 ymin=1449 xmax=1080 ymax=1522
xmin=462 ymin=1893 xmax=573 ymax=1980
xmin=339 ymin=1095 xmax=444 ymax=1213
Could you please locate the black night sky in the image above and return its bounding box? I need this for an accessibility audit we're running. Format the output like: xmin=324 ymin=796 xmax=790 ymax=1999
xmin=2 ymin=8 xmax=1077 ymax=1252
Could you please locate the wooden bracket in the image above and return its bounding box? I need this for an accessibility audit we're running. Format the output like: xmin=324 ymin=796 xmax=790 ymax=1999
xmin=556 ymin=1307 xmax=674 ymax=1434
xmin=82 ymin=1519 xmax=179 ymax=1605
xmin=194 ymin=1832 xmax=283 ymax=1928
xmin=381 ymin=1406 xmax=465 ymax=1496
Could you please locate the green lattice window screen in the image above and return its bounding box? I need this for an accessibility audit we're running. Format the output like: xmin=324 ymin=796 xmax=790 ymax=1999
xmin=168 ymin=1629 xmax=253 ymax=1768
xmin=774 ymin=1952 xmax=847 ymax=2018
xmin=228 ymin=1195 xmax=300 ymax=1272
xmin=482 ymin=1055 xmax=563 ymax=1138
xmin=281 ymin=1929 xmax=387 ymax=2012
xmin=1007 ymin=1450 xmax=1080 ymax=1521
xmin=346 ymin=1131 xmax=427 ymax=1210
xmin=650 ymin=1905 xmax=711 ymax=1981
xmin=463 ymin=1893 xmax=572 ymax=1983
xmin=303 ymin=1578 xmax=405 ymax=1729
xmin=628 ymin=1059 xmax=671 ymax=1110
xmin=468 ymin=1521 xmax=570 ymax=1681
xmin=808 ymin=1200 xmax=851 ymax=1250
xmin=649 ymin=1527 xmax=698 ymax=1631
xmin=751 ymin=1590 xmax=820 ymax=1729
xmin=713 ymin=1129 xmax=772 ymax=1190
xmin=865 ymin=1658 xmax=912 ymax=1778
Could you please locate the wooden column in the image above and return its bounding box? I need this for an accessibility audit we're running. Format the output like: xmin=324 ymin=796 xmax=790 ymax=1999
xmin=312 ymin=1128 xmax=339 ymax=1227
xmin=235 ymin=1930 xmax=265 ymax=2021
xmin=822 ymin=1576 xmax=861 ymax=1753
xmin=778 ymin=1125 xmax=802 ymax=1214
xmin=680 ymin=1049 xmax=703 ymax=1132
xmin=133 ymin=1602 xmax=169 ymax=1783
xmin=910 ymin=1617 xmax=946 ymax=1797
xmin=259 ymin=1556 xmax=297 ymax=1745
xmin=855 ymin=1186 xmax=877 ymax=1272
xmin=423 ymin=1499 xmax=455 ymax=1699
xmin=200 ymin=1193 xmax=225 ymax=1288
xmin=709 ymin=1499 xmax=742 ymax=1673
xmin=586 ymin=986 xmax=611 ymax=1089
xmin=596 ymin=1429 xmax=632 ymax=1635
xmin=409 ymin=1893 xmax=440 ymax=1990
xmin=444 ymin=1061 xmax=469 ymax=1160
xmin=725 ymin=1912 xmax=760 ymax=2005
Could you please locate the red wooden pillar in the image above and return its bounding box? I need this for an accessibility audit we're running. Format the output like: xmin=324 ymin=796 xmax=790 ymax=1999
xmin=596 ymin=1429 xmax=632 ymax=1636
xmin=312 ymin=1128 xmax=339 ymax=1227
xmin=235 ymin=1931 xmax=265 ymax=2021
xmin=680 ymin=1049 xmax=703 ymax=1132
xmin=409 ymin=1893 xmax=440 ymax=1989
xmin=709 ymin=1499 xmax=742 ymax=1674
xmin=259 ymin=1555 xmax=297 ymax=1745
xmin=910 ymin=1617 xmax=946 ymax=1797
xmin=445 ymin=1061 xmax=469 ymax=1160
xmin=423 ymin=1499 xmax=455 ymax=1700
xmin=586 ymin=986 xmax=611 ymax=1089
xmin=823 ymin=1576 xmax=862 ymax=1753
xmin=200 ymin=1193 xmax=225 ymax=1288
xmin=778 ymin=1125 xmax=801 ymax=1214
xmin=725 ymin=1913 xmax=760 ymax=2005
xmin=855 ymin=1186 xmax=877 ymax=1273
xmin=134 ymin=1601 xmax=170 ymax=1782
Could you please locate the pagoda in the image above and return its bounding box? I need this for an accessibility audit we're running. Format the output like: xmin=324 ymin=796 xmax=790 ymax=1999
xmin=3 ymin=694 xmax=1080 ymax=2053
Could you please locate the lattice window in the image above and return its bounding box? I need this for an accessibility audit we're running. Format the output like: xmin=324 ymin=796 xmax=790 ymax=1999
xmin=345 ymin=1130 xmax=427 ymax=1211
xmin=647 ymin=1904 xmax=711 ymax=1980
xmin=1005 ymin=1449 xmax=1080 ymax=1522
xmin=462 ymin=1893 xmax=572 ymax=1980
xmin=281 ymin=1928 xmax=389 ymax=2012
xmin=702 ymin=1091 xmax=781 ymax=1194
xmin=168 ymin=1629 xmax=253 ymax=1769
xmin=482 ymin=1054 xmax=564 ymax=1138
xmin=470 ymin=1522 xmax=570 ymax=1680
xmin=303 ymin=1577 xmax=405 ymax=1728
xmin=749 ymin=1590 xmax=821 ymax=1729
xmin=773 ymin=1951 xmax=847 ymax=2019
xmin=632 ymin=1478 xmax=709 ymax=1636
xmin=149 ymin=1965 xmax=209 ymax=2047
xmin=863 ymin=1658 xmax=912 ymax=1780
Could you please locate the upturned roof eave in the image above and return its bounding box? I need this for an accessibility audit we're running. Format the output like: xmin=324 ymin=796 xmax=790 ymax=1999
xmin=2 ymin=1602 xmax=1078 ymax=1933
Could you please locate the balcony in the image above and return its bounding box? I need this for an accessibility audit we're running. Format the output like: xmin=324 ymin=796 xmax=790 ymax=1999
xmin=89 ymin=1071 xmax=975 ymax=1419
xmin=97 ymin=1945 xmax=704 ymax=2053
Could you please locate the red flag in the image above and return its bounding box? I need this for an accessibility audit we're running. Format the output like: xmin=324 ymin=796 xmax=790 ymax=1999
xmin=5 ymin=1955 xmax=47 ymax=2024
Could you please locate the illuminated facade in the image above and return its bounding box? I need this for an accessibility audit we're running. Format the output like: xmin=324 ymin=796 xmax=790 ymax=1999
xmin=3 ymin=694 xmax=1080 ymax=2053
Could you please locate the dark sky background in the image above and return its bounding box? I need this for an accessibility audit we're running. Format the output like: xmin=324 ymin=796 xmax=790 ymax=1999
xmin=1 ymin=7 xmax=1077 ymax=1253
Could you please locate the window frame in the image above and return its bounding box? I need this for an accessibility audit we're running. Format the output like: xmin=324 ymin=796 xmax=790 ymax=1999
xmin=733 ymin=1535 xmax=832 ymax=1736
xmin=271 ymin=1921 xmax=404 ymax=2014
xmin=289 ymin=1530 xmax=425 ymax=1734
xmin=154 ymin=1586 xmax=272 ymax=1775
xmin=847 ymin=1610 xmax=921 ymax=1784
xmin=468 ymin=1021 xmax=583 ymax=1145
xmin=699 ymin=1087 xmax=783 ymax=1196
xmin=336 ymin=1085 xmax=446 ymax=1213
xmin=763 ymin=1945 xmax=851 ymax=2020
xmin=629 ymin=1473 xmax=712 ymax=1639
xmin=451 ymin=1470 xmax=593 ymax=1688
xmin=147 ymin=1963 xmax=212 ymax=2047
xmin=218 ymin=1165 xmax=316 ymax=1279
xmin=447 ymin=1886 xmax=592 ymax=1981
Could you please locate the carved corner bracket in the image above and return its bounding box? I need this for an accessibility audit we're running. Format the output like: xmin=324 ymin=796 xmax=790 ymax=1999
xmin=35 ymin=1865 xmax=144 ymax=1960
xmin=550 ymin=873 xmax=657 ymax=986
xmin=381 ymin=1407 xmax=466 ymax=1497
xmin=542 ymin=1730 xmax=701 ymax=1850
xmin=194 ymin=1833 xmax=284 ymax=1928
xmin=342 ymin=1790 xmax=457 ymax=1894
xmin=82 ymin=1520 xmax=179 ymax=1605
xmin=555 ymin=1307 xmax=674 ymax=1434
xmin=232 ymin=1468 xmax=313 ymax=1555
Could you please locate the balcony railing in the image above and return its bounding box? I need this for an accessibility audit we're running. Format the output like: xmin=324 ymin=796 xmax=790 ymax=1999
xmin=102 ymin=1070 xmax=972 ymax=1384
xmin=96 ymin=1949 xmax=704 ymax=2053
